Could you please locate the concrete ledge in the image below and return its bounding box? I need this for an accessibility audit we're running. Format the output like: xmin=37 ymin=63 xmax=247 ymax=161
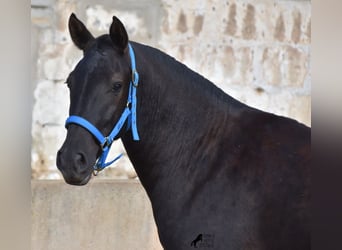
xmin=31 ymin=180 xmax=162 ymax=250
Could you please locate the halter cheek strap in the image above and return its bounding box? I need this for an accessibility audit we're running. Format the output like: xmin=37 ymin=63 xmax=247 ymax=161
xmin=65 ymin=43 xmax=140 ymax=175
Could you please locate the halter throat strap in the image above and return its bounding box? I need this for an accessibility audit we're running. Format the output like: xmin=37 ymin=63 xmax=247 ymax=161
xmin=65 ymin=43 xmax=140 ymax=175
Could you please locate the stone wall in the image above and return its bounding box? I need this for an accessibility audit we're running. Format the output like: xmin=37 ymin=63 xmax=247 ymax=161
xmin=31 ymin=0 xmax=311 ymax=179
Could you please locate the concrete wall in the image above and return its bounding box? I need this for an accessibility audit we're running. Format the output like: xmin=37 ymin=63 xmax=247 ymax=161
xmin=31 ymin=0 xmax=311 ymax=179
xmin=31 ymin=180 xmax=162 ymax=250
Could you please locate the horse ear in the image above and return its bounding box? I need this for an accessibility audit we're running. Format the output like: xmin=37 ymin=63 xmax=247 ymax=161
xmin=109 ymin=16 xmax=128 ymax=53
xmin=68 ymin=13 xmax=94 ymax=51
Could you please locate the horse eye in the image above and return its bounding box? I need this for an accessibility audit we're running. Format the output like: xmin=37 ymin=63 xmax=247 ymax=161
xmin=112 ymin=82 xmax=122 ymax=92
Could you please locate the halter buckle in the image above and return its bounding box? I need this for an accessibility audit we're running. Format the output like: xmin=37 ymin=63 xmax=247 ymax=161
xmin=132 ymin=70 xmax=139 ymax=87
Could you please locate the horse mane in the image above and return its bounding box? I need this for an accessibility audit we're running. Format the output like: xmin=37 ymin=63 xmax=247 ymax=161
xmin=132 ymin=41 xmax=245 ymax=109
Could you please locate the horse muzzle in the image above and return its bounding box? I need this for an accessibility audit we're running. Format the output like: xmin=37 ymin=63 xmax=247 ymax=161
xmin=56 ymin=146 xmax=93 ymax=185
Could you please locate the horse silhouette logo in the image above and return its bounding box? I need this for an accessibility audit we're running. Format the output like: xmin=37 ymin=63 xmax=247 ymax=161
xmin=190 ymin=234 xmax=203 ymax=248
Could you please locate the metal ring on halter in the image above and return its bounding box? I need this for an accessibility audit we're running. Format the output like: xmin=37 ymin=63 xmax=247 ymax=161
xmin=100 ymin=137 xmax=111 ymax=150
xmin=93 ymin=168 xmax=103 ymax=176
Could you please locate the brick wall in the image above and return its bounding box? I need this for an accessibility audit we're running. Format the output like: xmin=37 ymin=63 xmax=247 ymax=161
xmin=31 ymin=0 xmax=311 ymax=179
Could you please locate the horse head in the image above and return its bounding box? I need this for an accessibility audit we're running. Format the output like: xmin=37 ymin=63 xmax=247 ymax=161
xmin=57 ymin=13 xmax=133 ymax=185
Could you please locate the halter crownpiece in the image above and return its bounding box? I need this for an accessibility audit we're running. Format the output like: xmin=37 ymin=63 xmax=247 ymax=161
xmin=65 ymin=43 xmax=140 ymax=175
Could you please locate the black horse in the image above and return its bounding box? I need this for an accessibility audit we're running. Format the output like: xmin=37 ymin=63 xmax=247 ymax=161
xmin=57 ymin=14 xmax=310 ymax=250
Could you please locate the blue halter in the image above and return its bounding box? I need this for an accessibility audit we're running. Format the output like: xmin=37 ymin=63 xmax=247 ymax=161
xmin=65 ymin=43 xmax=140 ymax=175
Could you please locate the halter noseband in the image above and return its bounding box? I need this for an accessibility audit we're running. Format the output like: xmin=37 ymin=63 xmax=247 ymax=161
xmin=65 ymin=43 xmax=140 ymax=175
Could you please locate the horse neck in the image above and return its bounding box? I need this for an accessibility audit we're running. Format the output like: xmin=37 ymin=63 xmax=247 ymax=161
xmin=122 ymin=42 xmax=247 ymax=196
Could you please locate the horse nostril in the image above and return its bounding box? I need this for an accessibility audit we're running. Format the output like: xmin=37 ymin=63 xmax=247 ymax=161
xmin=74 ymin=152 xmax=87 ymax=168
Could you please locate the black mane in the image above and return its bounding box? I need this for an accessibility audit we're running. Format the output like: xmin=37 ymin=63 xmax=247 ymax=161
xmin=132 ymin=41 xmax=243 ymax=108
